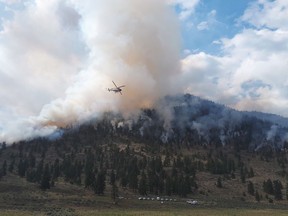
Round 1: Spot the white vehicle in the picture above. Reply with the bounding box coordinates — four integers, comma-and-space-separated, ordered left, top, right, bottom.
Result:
186, 200, 198, 205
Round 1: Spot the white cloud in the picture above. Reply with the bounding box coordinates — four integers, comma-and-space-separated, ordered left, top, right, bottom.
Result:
181, 0, 288, 117
208, 9, 216, 17
0, 0, 21, 4
197, 21, 208, 31
241, 0, 288, 30
168, 0, 200, 20
196, 9, 218, 31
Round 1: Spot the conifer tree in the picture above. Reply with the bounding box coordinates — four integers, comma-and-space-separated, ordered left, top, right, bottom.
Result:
110, 170, 116, 185
165, 176, 172, 196
248, 167, 254, 178
240, 167, 246, 183
40, 164, 51, 190
84, 153, 95, 188
111, 184, 118, 204
120, 175, 128, 188
247, 181, 255, 195
8, 159, 15, 173
110, 170, 118, 204
2, 160, 7, 176
129, 172, 138, 191
216, 177, 222, 188
36, 159, 44, 183
255, 190, 260, 202
18, 159, 27, 177
273, 180, 282, 200
286, 183, 288, 200
263, 179, 274, 195
138, 172, 147, 196
52, 159, 60, 180
94, 170, 105, 195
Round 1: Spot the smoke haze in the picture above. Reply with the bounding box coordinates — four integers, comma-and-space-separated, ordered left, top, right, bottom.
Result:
2, 0, 288, 144
0, 0, 181, 143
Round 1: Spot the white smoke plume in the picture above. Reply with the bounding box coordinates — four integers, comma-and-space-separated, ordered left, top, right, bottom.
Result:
266, 125, 278, 141
0, 0, 181, 143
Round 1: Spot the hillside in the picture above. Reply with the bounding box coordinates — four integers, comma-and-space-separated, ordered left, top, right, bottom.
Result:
0, 94, 288, 214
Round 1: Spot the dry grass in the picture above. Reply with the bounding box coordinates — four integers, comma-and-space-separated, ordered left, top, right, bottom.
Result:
75, 208, 288, 216
1, 148, 288, 216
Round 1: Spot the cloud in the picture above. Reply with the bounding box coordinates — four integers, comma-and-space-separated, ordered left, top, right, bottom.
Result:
196, 9, 219, 31
197, 21, 208, 31
181, 0, 288, 117
0, 0, 181, 143
168, 0, 200, 20
0, 0, 21, 4
240, 0, 288, 30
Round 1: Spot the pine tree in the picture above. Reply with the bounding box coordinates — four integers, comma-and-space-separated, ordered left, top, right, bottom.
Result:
120, 175, 128, 188
36, 159, 44, 183
263, 179, 274, 195
247, 181, 255, 195
73, 160, 82, 185
111, 184, 118, 204
52, 159, 60, 180
286, 183, 288, 200
110, 170, 116, 185
248, 167, 254, 178
94, 170, 105, 195
129, 172, 138, 191
255, 190, 260, 202
178, 173, 188, 197
110, 170, 118, 204
0, 169, 3, 180
163, 154, 171, 167
148, 170, 155, 193
240, 167, 246, 183
8, 159, 15, 173
165, 176, 172, 196
40, 164, 51, 190
18, 159, 27, 177
28, 153, 36, 168
154, 156, 163, 173
2, 160, 7, 176
84, 153, 95, 188
138, 172, 147, 196
216, 177, 222, 188
26, 168, 37, 183
159, 176, 164, 194
273, 180, 282, 200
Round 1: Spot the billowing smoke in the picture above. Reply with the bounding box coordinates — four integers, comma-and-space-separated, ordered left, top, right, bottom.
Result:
0, 0, 181, 143
114, 94, 288, 150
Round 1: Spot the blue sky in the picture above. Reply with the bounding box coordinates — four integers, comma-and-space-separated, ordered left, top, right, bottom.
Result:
173, 0, 288, 117
0, 0, 288, 142
179, 0, 253, 54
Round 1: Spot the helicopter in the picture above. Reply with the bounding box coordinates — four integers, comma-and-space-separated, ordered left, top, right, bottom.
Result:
108, 81, 125, 95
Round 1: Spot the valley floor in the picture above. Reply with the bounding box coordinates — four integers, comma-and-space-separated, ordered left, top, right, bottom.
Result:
1, 174, 288, 216
2, 206, 288, 216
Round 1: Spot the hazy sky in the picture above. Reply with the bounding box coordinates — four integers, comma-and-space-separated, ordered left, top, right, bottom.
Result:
0, 0, 288, 142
